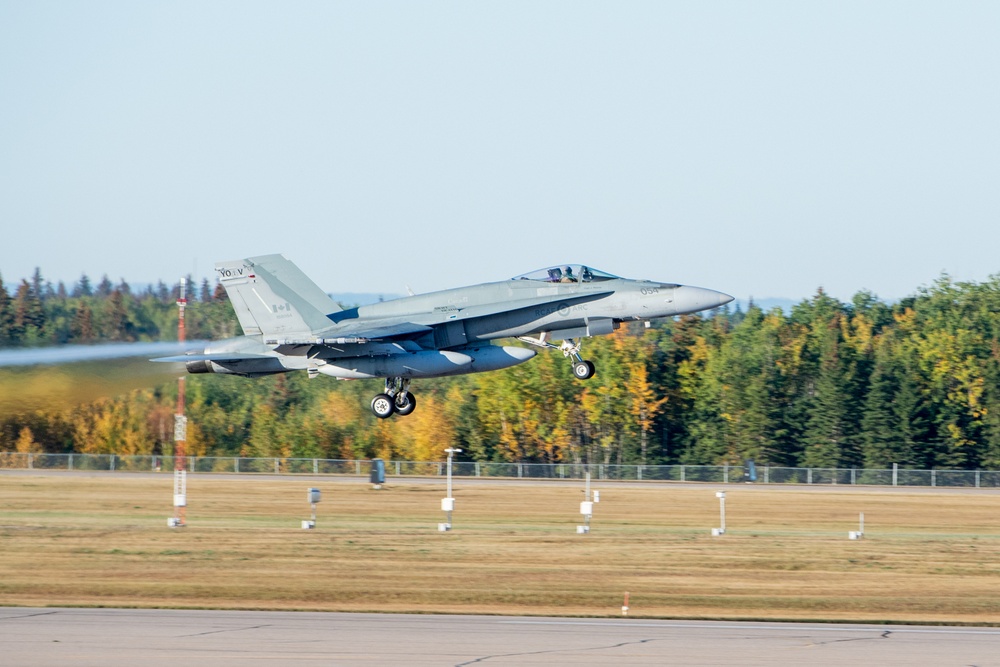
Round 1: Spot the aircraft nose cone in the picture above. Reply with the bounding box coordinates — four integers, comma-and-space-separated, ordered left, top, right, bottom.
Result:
672, 286, 735, 315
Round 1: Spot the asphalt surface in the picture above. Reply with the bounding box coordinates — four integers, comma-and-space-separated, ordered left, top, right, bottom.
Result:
2, 608, 999, 666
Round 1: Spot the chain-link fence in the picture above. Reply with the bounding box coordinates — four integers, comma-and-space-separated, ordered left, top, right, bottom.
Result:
3, 452, 1000, 488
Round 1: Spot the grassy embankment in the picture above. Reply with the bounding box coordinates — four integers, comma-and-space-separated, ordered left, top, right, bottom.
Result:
1, 474, 999, 623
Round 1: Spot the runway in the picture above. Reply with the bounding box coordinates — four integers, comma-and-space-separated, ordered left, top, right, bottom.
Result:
3, 608, 999, 666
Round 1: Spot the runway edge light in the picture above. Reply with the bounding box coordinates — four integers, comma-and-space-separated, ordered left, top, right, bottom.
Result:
303, 487, 321, 529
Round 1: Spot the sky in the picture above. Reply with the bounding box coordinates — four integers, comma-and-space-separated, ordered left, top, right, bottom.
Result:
2, 2, 999, 303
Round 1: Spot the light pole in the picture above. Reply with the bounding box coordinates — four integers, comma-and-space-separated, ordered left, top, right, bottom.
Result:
441, 447, 462, 531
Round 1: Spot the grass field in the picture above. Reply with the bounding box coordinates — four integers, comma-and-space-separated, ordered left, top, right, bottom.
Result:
2, 473, 1000, 624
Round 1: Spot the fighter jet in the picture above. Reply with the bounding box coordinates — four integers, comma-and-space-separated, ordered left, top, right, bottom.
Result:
153, 255, 733, 418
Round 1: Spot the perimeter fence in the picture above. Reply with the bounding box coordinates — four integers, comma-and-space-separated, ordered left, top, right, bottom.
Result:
2, 452, 1000, 489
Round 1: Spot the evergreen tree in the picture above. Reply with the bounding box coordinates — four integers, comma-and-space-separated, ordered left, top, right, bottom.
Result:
800, 316, 855, 467
103, 289, 133, 341
30, 268, 45, 301
861, 341, 904, 467
12, 279, 45, 342
96, 275, 113, 297
73, 274, 93, 297
893, 357, 932, 467
71, 301, 95, 342
0, 273, 13, 344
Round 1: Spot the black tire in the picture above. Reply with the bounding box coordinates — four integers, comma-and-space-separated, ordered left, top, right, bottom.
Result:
395, 392, 417, 416
573, 360, 596, 380
371, 393, 395, 419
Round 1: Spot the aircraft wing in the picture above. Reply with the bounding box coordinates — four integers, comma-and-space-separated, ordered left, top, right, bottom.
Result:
433, 291, 614, 321
320, 291, 615, 342
321, 321, 434, 341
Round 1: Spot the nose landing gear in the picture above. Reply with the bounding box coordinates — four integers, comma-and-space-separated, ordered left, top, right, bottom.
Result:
518, 335, 596, 380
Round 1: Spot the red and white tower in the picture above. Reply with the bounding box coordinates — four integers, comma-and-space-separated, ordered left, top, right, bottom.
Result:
169, 277, 188, 528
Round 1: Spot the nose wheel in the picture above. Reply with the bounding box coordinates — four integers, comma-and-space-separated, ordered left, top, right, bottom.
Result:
371, 378, 417, 419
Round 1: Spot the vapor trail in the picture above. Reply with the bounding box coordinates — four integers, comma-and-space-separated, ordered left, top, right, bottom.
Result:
0, 341, 207, 368
0, 341, 208, 418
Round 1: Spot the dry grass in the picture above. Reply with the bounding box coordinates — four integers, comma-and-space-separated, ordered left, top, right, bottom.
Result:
2, 474, 1000, 623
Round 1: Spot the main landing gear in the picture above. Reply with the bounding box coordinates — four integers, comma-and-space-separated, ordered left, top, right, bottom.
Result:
518, 335, 596, 380
371, 377, 417, 419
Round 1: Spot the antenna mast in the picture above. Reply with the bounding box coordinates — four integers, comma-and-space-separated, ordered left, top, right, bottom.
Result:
170, 277, 188, 528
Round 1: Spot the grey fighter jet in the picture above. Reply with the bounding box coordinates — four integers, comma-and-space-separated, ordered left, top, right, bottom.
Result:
153, 255, 733, 418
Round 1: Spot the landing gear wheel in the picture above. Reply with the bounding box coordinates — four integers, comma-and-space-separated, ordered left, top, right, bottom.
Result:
371, 393, 395, 419
394, 391, 417, 416
573, 360, 596, 380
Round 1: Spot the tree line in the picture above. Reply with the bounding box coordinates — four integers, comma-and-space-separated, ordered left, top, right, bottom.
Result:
2, 268, 1000, 469
0, 269, 237, 346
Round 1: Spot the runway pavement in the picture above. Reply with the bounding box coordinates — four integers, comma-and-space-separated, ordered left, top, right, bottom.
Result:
2, 607, 999, 666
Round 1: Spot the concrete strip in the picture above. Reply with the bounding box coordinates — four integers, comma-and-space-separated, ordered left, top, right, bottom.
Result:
2, 608, 1000, 666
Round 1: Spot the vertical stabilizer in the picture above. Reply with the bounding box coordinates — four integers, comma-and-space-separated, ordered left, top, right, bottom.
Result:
215, 254, 340, 337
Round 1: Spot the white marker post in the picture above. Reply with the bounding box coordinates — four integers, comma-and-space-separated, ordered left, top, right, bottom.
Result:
712, 491, 726, 536
578, 500, 593, 534
578, 471, 593, 534
849, 512, 865, 540
440, 448, 461, 531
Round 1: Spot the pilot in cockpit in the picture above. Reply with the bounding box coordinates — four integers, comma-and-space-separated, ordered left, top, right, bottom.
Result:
560, 266, 576, 283
547, 268, 563, 282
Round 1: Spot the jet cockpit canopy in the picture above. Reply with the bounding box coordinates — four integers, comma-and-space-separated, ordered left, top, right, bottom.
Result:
512, 265, 620, 284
